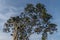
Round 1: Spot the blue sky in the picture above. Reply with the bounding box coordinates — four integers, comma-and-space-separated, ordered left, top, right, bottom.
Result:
0, 0, 60, 40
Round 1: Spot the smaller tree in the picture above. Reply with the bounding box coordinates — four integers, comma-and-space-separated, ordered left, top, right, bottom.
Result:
3, 3, 57, 40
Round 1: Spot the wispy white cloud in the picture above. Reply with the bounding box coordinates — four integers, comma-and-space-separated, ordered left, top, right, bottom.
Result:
0, 31, 12, 40
0, 0, 24, 40
29, 33, 42, 40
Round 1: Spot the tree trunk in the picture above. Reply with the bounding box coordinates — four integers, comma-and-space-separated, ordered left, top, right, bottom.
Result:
13, 27, 18, 40
13, 23, 18, 40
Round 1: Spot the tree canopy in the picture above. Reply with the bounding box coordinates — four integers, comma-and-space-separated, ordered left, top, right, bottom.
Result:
3, 3, 57, 40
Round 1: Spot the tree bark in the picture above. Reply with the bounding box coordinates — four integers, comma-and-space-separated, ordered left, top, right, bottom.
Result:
13, 27, 18, 40
13, 22, 18, 40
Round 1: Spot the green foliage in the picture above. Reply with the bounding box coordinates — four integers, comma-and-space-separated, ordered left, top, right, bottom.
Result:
3, 3, 57, 40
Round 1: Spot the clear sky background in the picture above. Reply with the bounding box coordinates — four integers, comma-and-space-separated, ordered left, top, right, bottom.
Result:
0, 0, 60, 40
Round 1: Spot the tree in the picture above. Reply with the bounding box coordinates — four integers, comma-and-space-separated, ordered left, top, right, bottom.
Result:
3, 3, 57, 40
